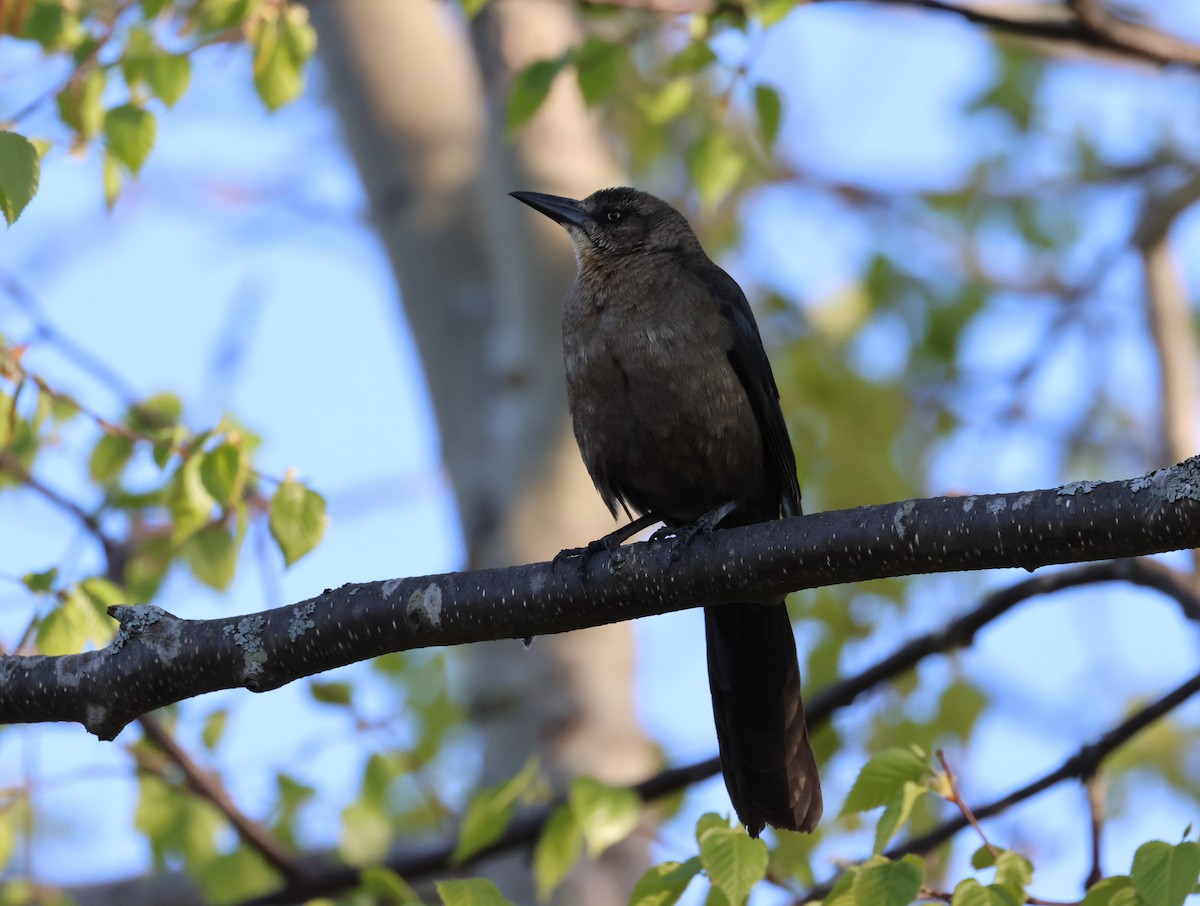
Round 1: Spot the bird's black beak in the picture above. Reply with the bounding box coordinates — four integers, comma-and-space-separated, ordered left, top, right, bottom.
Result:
509, 191, 589, 229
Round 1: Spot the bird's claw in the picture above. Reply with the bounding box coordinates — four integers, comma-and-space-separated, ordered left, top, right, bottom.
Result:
552, 535, 624, 585
654, 502, 737, 564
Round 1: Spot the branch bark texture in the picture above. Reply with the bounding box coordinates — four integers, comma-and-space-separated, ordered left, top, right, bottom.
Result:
2, 457, 1198, 739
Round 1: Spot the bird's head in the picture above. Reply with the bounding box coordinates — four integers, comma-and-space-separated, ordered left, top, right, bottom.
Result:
510, 187, 700, 265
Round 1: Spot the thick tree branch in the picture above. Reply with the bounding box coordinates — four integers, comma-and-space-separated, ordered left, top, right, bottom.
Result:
2, 458, 1199, 740
1066, 0, 1200, 67
583, 0, 1200, 69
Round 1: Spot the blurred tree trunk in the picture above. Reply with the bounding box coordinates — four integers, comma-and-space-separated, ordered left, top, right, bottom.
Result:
308, 0, 655, 901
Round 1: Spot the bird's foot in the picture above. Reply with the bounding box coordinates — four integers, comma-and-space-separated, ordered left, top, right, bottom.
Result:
655, 501, 737, 564
552, 513, 661, 584
552, 536, 623, 585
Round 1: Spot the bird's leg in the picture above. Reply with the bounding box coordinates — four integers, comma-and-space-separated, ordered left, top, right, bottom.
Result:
553, 512, 662, 582
652, 501, 737, 563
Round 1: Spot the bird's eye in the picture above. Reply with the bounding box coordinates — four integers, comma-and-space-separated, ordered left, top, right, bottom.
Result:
606, 210, 622, 223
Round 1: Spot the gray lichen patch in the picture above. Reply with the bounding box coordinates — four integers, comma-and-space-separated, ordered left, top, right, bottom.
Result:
1013, 494, 1034, 510
1058, 480, 1102, 497
1165, 460, 1200, 502
986, 498, 1007, 515
107, 604, 169, 653
893, 500, 916, 540
288, 601, 317, 641
407, 583, 443, 630
224, 615, 267, 678
382, 578, 403, 598
1129, 458, 1200, 503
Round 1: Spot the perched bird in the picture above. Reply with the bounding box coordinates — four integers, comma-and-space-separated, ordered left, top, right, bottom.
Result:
511, 186, 822, 836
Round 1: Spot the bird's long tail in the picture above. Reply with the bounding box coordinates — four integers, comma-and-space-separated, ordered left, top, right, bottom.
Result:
704, 602, 822, 836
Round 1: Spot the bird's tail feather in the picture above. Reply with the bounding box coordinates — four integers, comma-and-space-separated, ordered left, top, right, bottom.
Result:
704, 602, 822, 836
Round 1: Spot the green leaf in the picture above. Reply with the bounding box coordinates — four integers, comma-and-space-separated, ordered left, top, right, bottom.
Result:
142, 0, 171, 17
22, 566, 57, 593
184, 525, 238, 590
57, 67, 106, 139
843, 746, 932, 813
268, 479, 328, 566
666, 39, 717, 75
102, 434, 139, 483
1131, 841, 1200, 906
436, 879, 518, 906
120, 26, 156, 87
575, 38, 621, 107
507, 57, 567, 130
36, 589, 114, 655
36, 604, 83, 655
21, 1, 82, 50
200, 442, 246, 505
79, 577, 123, 610
169, 454, 216, 543
104, 104, 157, 175
124, 535, 172, 602
994, 850, 1033, 895
251, 7, 316, 111
695, 812, 730, 841
201, 709, 228, 751
758, 0, 792, 26
103, 150, 123, 209
194, 0, 257, 31
640, 79, 692, 124
698, 825, 768, 906
152, 425, 188, 467
460, 0, 490, 17
149, 53, 192, 107
753, 84, 782, 148
937, 680, 988, 741
309, 680, 353, 706
629, 857, 703, 906
340, 798, 393, 864
454, 759, 540, 863
361, 866, 423, 904
0, 132, 40, 226
199, 847, 276, 902
853, 855, 924, 906
971, 846, 997, 869
952, 878, 1021, 906
568, 776, 640, 858
1082, 876, 1140, 906
533, 806, 582, 902
689, 131, 744, 210
128, 392, 182, 432
0, 799, 18, 871
873, 780, 929, 853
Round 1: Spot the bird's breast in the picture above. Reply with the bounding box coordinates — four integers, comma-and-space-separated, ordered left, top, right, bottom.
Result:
562, 274, 765, 521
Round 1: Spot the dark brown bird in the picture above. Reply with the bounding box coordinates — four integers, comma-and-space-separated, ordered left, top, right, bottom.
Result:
511, 186, 822, 836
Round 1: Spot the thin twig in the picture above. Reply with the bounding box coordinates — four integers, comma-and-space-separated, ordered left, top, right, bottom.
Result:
802, 667, 1200, 901
0, 452, 106, 543
936, 750, 999, 859
136, 715, 309, 886
1084, 772, 1105, 889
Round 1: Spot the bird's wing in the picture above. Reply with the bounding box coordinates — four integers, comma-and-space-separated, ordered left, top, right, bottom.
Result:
691, 260, 802, 517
